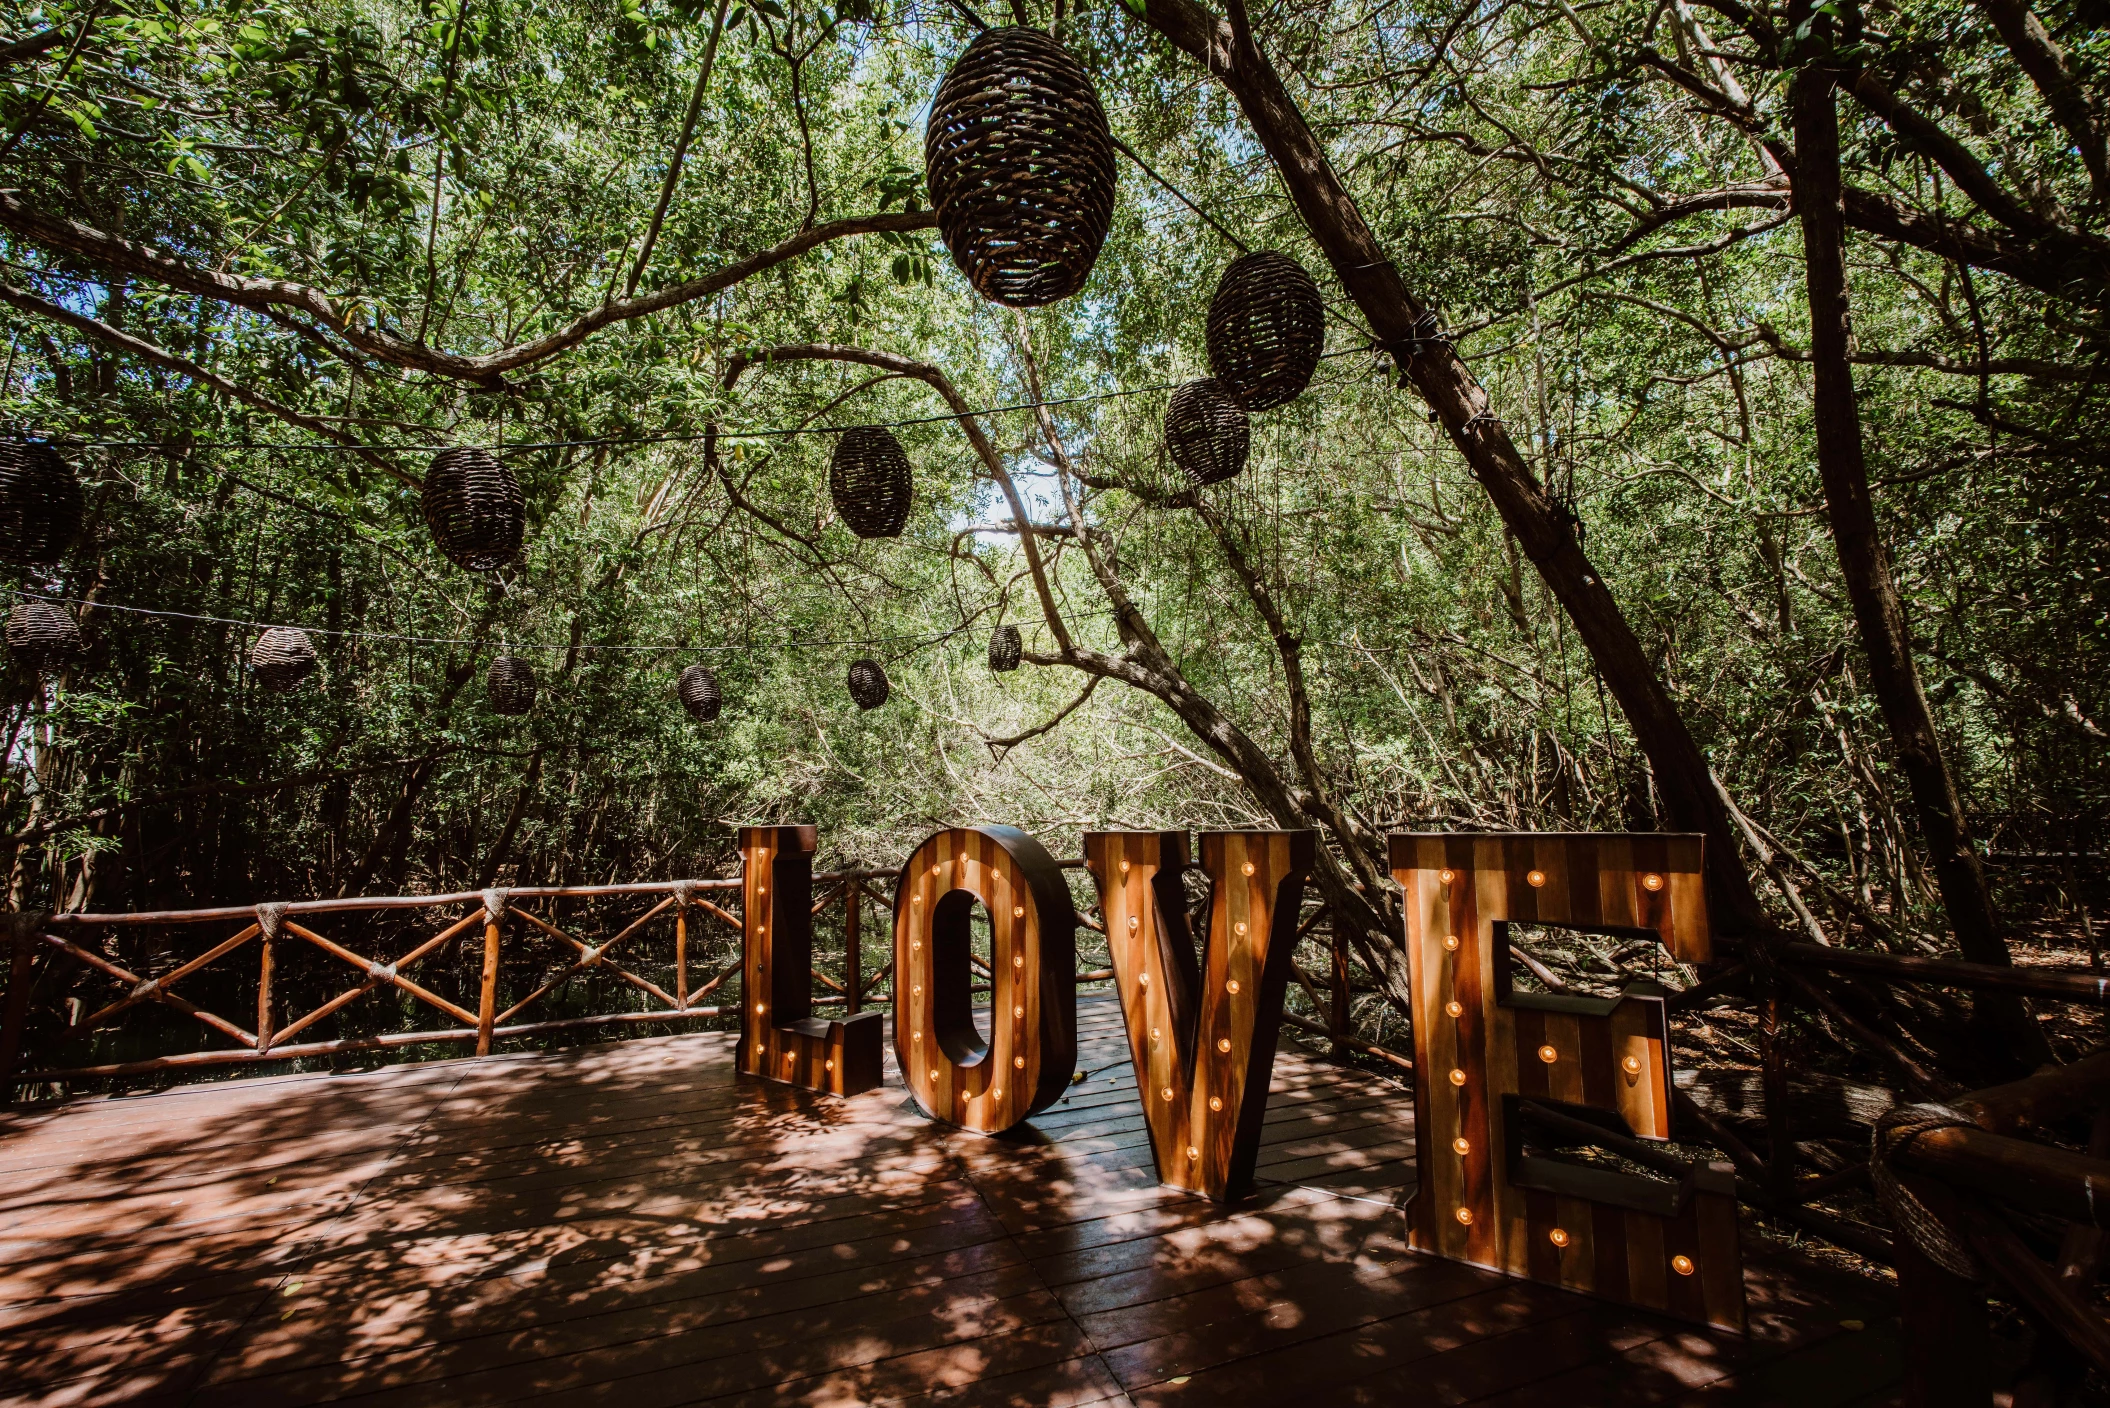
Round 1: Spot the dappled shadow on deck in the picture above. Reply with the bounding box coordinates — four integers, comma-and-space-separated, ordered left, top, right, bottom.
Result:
0, 999, 1902, 1407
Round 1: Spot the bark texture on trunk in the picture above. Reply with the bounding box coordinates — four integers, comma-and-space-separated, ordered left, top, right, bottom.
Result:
1136, 0, 1766, 930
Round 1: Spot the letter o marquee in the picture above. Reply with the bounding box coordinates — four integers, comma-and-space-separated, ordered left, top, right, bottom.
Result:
894, 826, 1077, 1133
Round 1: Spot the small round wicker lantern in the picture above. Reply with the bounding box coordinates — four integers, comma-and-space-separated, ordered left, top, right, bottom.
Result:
829, 427, 914, 539
424, 447, 526, 572
1164, 379, 1251, 487
847, 658, 890, 710
1206, 252, 1325, 410
250, 627, 318, 692
678, 664, 723, 722
5, 599, 80, 671
988, 623, 1022, 673
0, 441, 84, 567
486, 654, 538, 715
925, 27, 1118, 308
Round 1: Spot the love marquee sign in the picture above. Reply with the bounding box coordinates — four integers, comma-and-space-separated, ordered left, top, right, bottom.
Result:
734, 823, 1744, 1330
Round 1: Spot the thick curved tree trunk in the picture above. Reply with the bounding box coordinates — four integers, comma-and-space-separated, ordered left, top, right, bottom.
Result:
1790, 66, 2047, 1064
1134, 0, 1767, 931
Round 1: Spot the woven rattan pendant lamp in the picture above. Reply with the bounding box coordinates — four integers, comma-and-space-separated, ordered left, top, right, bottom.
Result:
487, 654, 538, 715
0, 442, 83, 567
1164, 379, 1251, 487
1206, 252, 1324, 410
925, 27, 1117, 307
678, 664, 722, 722
988, 623, 1021, 673
847, 658, 890, 710
424, 447, 525, 572
829, 427, 914, 538
250, 627, 318, 692
5, 599, 79, 671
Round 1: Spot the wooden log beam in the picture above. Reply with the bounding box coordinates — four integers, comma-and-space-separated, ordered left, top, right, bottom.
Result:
1893, 1124, 2110, 1228
1780, 940, 2110, 1006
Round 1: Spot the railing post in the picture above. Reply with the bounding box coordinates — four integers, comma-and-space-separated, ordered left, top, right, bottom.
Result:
255, 904, 285, 1052
1893, 1173, 1994, 1408
478, 889, 506, 1056
844, 879, 862, 1017
674, 883, 692, 1008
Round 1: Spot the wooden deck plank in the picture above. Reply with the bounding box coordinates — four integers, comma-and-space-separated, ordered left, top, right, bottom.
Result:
0, 996, 1900, 1407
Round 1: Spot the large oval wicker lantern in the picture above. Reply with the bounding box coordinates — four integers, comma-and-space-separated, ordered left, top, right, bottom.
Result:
988, 623, 1021, 673
0, 442, 84, 567
1207, 252, 1324, 410
678, 664, 722, 722
5, 599, 79, 671
925, 27, 1118, 308
1164, 379, 1251, 487
486, 654, 537, 715
424, 447, 525, 572
250, 627, 318, 692
847, 658, 890, 710
829, 427, 913, 539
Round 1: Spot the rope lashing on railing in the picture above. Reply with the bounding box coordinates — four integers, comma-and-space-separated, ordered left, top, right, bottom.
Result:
673, 881, 697, 911
367, 961, 397, 983
7, 910, 48, 951
1872, 1102, 1985, 1279
128, 975, 160, 1001
254, 902, 287, 943
482, 888, 508, 926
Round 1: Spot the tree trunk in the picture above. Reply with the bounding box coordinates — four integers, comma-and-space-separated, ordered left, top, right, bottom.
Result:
1790, 65, 2044, 1063
477, 747, 546, 889
1135, 0, 1766, 931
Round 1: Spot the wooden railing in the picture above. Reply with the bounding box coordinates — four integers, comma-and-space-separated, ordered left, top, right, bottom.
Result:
0, 871, 893, 1086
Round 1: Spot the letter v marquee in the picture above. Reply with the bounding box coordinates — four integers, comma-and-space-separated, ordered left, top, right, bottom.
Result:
1084, 830, 1314, 1201
1391, 832, 1744, 1331
735, 825, 885, 1096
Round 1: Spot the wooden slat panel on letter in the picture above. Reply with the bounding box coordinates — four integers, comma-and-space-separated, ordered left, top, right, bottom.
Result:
1083, 829, 1314, 1201
1389, 831, 1744, 1332
735, 825, 884, 1097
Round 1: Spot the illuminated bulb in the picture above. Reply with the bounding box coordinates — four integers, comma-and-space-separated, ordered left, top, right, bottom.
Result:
1139, 972, 1152, 986
1622, 1055, 1642, 1076
755, 1003, 766, 1014
1241, 861, 1255, 876
913, 985, 922, 995
825, 1059, 835, 1071
912, 1030, 922, 1042
1217, 1038, 1232, 1053
912, 939, 921, 950
1642, 873, 1664, 892
912, 896, 922, 907
1014, 1055, 1025, 1068
1226, 979, 1240, 994
1013, 905, 1025, 918
1452, 1137, 1470, 1155
1538, 1045, 1559, 1064
1527, 869, 1546, 888
991, 1088, 1001, 1100
1442, 934, 1460, 952
1209, 1096, 1223, 1111
1448, 1068, 1467, 1086
1439, 868, 1456, 884
784, 1052, 794, 1065
1671, 1255, 1695, 1276
1445, 1000, 1463, 1018
1455, 1207, 1474, 1226
1234, 922, 1247, 935
1187, 1146, 1199, 1161
1128, 916, 1140, 930
928, 865, 938, 878
1162, 1086, 1175, 1100
1013, 955, 1024, 968
1119, 859, 1131, 873
1014, 1005, 1025, 1018
1150, 1026, 1161, 1040
1549, 1228, 1570, 1248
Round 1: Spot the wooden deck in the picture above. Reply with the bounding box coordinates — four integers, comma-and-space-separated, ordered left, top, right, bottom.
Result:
1, 997, 1906, 1406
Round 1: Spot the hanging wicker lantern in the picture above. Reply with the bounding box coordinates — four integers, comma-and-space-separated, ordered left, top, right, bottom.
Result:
5, 599, 79, 671
486, 654, 537, 715
1164, 379, 1251, 487
1206, 252, 1325, 410
250, 627, 317, 692
424, 447, 525, 572
0, 441, 84, 567
678, 664, 722, 722
829, 427, 914, 539
988, 623, 1021, 673
847, 658, 890, 710
925, 26, 1118, 308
